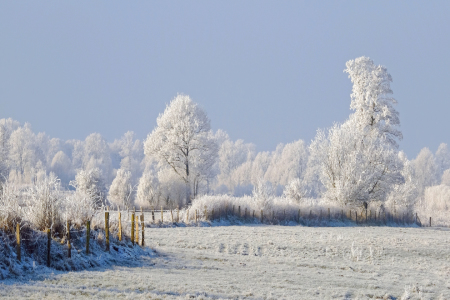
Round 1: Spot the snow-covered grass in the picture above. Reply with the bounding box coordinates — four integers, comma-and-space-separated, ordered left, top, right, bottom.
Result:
0, 226, 449, 299
0, 210, 155, 280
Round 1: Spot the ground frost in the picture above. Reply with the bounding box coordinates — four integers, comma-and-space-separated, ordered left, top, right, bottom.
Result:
0, 226, 449, 299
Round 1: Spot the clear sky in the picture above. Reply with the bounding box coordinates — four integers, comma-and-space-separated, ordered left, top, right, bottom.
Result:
0, 1, 449, 159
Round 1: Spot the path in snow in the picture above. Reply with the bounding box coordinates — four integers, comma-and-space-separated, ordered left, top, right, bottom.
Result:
0, 226, 449, 299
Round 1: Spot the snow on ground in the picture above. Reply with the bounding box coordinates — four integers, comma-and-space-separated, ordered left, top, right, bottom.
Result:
0, 225, 449, 299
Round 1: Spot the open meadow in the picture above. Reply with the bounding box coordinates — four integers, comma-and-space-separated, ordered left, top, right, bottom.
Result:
1, 225, 449, 300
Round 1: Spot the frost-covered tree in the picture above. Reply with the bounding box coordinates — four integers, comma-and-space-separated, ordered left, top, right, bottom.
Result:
157, 167, 188, 208
214, 132, 255, 195
265, 140, 308, 187
83, 133, 113, 184
110, 131, 144, 183
435, 143, 450, 178
8, 123, 39, 183
144, 95, 218, 204
344, 56, 402, 148
136, 171, 160, 208
313, 57, 404, 207
251, 152, 271, 185
0, 118, 20, 180
441, 169, 450, 186
50, 151, 73, 186
386, 152, 419, 213
411, 148, 439, 195
108, 169, 133, 208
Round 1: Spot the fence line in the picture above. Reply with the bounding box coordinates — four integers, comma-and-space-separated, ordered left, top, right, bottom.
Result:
3, 206, 434, 268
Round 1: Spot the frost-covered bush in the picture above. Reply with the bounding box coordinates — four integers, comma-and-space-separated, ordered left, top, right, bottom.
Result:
63, 191, 98, 226
190, 193, 342, 223
23, 173, 63, 231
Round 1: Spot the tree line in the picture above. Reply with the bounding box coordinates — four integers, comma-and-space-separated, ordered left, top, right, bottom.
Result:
0, 56, 449, 221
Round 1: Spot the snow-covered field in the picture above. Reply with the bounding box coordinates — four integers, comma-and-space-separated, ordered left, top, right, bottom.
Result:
1, 225, 449, 299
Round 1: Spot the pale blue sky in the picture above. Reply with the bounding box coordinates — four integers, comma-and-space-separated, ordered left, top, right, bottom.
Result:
0, 1, 449, 158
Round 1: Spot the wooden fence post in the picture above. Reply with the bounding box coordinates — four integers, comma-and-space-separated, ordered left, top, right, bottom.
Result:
67, 220, 71, 258
284, 209, 286, 221
161, 206, 163, 223
415, 212, 418, 224
186, 209, 189, 223
86, 221, 90, 254
245, 207, 247, 219
152, 208, 155, 223
355, 213, 358, 224
16, 223, 20, 262
195, 209, 198, 223
141, 214, 145, 246
131, 212, 135, 245
135, 215, 139, 245
429, 217, 432, 227
328, 208, 330, 220
171, 209, 174, 223
253, 210, 255, 218
105, 211, 110, 252
47, 228, 51, 266
177, 206, 179, 222
260, 210, 264, 223
298, 209, 301, 223
118, 212, 122, 241
212, 209, 215, 221
238, 206, 241, 217
204, 206, 208, 221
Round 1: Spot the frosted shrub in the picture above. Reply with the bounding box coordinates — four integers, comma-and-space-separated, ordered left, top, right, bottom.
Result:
0, 180, 22, 230
23, 174, 63, 231
63, 191, 97, 226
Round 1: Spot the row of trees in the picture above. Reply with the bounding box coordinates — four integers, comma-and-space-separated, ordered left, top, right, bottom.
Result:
1, 56, 449, 215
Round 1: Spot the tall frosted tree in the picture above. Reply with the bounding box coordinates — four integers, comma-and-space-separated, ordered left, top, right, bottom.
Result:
313, 57, 404, 207
345, 56, 402, 148
144, 95, 218, 204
